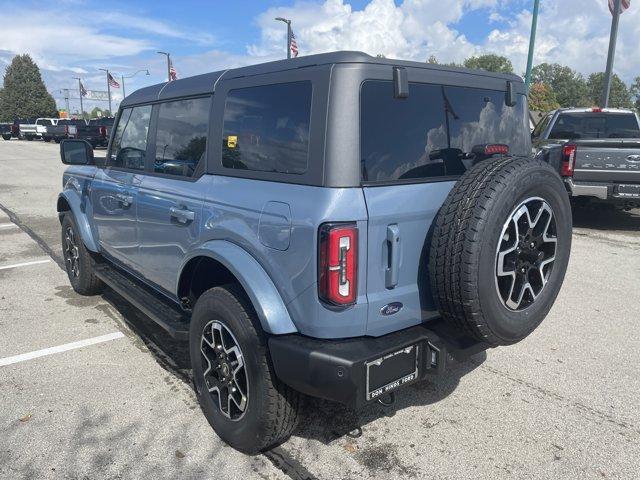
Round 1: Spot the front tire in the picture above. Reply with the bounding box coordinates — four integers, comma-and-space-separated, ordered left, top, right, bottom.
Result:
61, 213, 104, 295
189, 285, 300, 453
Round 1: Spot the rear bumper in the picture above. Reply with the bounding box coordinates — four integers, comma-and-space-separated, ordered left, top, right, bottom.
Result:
268, 319, 489, 409
565, 178, 640, 203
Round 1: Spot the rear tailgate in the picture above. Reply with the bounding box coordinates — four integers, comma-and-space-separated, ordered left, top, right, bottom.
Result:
573, 139, 640, 184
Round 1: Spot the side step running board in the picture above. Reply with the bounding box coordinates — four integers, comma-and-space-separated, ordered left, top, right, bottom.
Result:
94, 264, 190, 340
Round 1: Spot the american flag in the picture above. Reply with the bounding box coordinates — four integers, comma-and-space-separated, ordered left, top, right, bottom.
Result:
290, 31, 299, 58
609, 0, 631, 14
79, 81, 87, 97
107, 72, 120, 88
169, 59, 178, 81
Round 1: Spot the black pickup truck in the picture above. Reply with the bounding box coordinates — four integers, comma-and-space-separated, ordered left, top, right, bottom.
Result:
533, 108, 640, 209
76, 117, 114, 148
1, 123, 17, 140
43, 119, 87, 143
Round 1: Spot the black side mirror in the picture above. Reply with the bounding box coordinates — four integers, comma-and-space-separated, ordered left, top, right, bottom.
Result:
60, 139, 94, 165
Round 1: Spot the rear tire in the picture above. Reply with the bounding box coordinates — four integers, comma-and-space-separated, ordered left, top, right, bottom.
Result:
1, 134, 10, 141
189, 285, 300, 453
61, 213, 104, 296
429, 157, 572, 346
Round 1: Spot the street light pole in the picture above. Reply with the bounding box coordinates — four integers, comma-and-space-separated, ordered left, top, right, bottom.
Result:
524, 0, 540, 93
275, 17, 292, 59
157, 52, 171, 82
602, 0, 622, 107
98, 68, 112, 114
121, 69, 150, 98
72, 77, 84, 117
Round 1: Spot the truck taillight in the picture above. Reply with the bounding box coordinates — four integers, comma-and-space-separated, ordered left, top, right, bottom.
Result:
64, 125, 69, 135
99, 126, 107, 137
318, 223, 358, 306
561, 144, 577, 177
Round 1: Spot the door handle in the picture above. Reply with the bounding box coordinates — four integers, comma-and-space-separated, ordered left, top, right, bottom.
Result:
170, 206, 196, 224
115, 193, 134, 207
385, 224, 400, 289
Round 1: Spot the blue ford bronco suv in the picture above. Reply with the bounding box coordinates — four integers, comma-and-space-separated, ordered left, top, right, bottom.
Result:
58, 52, 571, 453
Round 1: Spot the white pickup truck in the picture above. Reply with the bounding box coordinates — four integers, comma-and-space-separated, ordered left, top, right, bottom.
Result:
19, 118, 58, 140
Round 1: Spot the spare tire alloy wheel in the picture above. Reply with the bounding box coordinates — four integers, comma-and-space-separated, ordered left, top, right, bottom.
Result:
200, 320, 248, 421
495, 197, 557, 311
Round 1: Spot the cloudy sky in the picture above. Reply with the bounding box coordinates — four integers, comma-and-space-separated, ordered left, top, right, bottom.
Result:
0, 0, 638, 113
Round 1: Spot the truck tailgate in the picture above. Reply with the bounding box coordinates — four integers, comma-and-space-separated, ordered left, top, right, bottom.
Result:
573, 140, 640, 184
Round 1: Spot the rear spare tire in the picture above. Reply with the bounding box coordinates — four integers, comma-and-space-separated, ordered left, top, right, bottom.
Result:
429, 157, 571, 346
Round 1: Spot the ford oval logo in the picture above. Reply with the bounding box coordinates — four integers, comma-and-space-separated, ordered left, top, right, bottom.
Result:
380, 302, 403, 316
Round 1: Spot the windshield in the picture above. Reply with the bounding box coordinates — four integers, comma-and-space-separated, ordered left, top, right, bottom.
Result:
360, 81, 530, 183
548, 113, 640, 139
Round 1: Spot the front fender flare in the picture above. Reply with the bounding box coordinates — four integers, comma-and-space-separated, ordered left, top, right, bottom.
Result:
58, 191, 99, 252
181, 241, 298, 335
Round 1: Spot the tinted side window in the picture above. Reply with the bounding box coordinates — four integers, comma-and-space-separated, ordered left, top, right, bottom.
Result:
153, 97, 210, 178
222, 81, 312, 175
361, 81, 529, 182
109, 105, 152, 170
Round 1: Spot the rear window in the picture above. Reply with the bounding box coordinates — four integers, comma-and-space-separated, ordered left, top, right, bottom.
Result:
59, 119, 86, 125
548, 113, 640, 139
89, 118, 114, 126
222, 81, 312, 175
360, 81, 529, 183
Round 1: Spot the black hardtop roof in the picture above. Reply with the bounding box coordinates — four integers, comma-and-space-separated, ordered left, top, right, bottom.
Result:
121, 50, 522, 107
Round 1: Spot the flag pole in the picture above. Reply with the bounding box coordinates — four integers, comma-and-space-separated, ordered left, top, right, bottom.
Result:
73, 77, 84, 117
524, 0, 540, 93
275, 17, 292, 59
99, 68, 112, 114
602, 0, 622, 107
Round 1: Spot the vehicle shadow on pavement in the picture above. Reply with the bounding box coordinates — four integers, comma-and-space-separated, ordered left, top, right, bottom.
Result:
293, 352, 486, 445
572, 204, 640, 233
98, 288, 486, 448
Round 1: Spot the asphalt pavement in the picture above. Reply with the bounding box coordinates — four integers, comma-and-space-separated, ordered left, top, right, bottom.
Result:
0, 139, 639, 480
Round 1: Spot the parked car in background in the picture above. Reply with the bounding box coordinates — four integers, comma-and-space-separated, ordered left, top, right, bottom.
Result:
43, 119, 87, 143
18, 118, 58, 140
533, 108, 640, 209
75, 117, 114, 147
0, 123, 18, 140
57, 52, 572, 453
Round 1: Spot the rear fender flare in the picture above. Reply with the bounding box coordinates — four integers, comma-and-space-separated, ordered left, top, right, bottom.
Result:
57, 191, 99, 252
180, 241, 298, 335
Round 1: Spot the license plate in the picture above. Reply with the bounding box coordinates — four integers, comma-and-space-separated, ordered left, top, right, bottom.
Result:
366, 345, 418, 401
617, 184, 640, 197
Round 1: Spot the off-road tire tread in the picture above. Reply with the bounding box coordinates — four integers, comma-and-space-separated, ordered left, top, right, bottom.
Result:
201, 285, 300, 452
429, 157, 556, 345
61, 213, 104, 295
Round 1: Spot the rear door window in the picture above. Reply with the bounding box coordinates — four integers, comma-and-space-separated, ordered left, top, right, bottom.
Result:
549, 112, 640, 139
360, 81, 529, 183
109, 105, 152, 171
153, 97, 211, 178
221, 81, 312, 175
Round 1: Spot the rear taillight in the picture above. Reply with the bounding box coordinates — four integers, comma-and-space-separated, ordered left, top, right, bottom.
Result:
318, 223, 358, 306
561, 144, 577, 177
64, 125, 69, 135
592, 108, 603, 113
99, 126, 107, 137
483, 144, 509, 155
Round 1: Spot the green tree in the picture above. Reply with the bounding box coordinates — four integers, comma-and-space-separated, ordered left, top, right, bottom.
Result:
0, 54, 57, 121
427, 55, 438, 64
629, 76, 640, 111
528, 83, 560, 113
531, 63, 588, 108
586, 72, 633, 108
463, 54, 513, 74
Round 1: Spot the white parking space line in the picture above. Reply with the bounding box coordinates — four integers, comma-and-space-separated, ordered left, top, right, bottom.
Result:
0, 223, 18, 229
0, 259, 52, 270
0, 332, 125, 367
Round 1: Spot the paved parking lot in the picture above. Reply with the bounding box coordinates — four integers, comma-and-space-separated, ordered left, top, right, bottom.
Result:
1, 140, 639, 480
